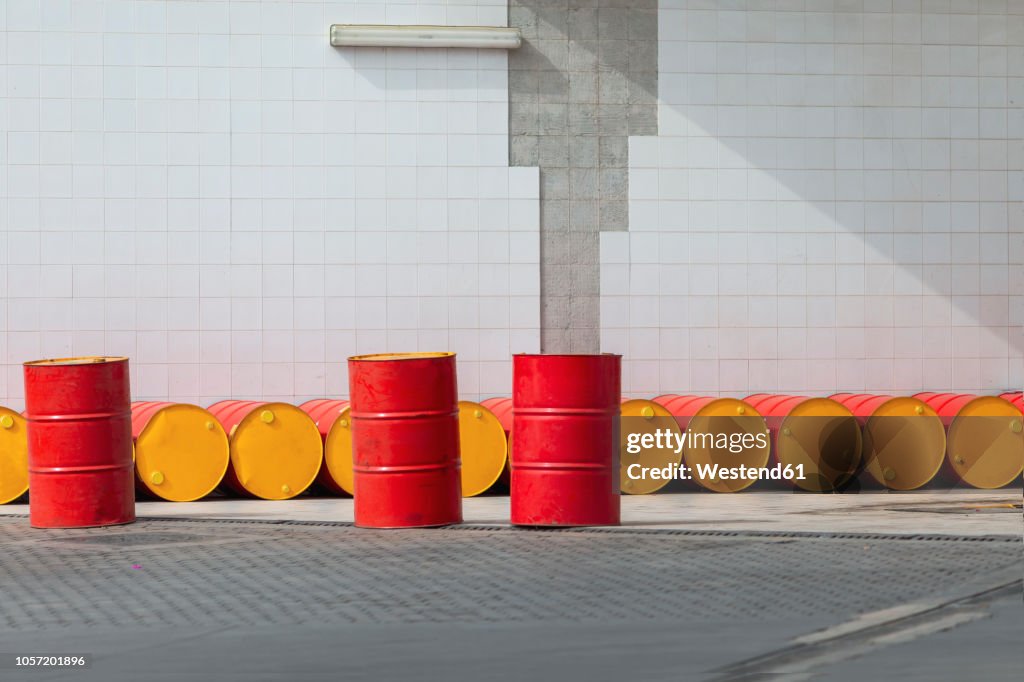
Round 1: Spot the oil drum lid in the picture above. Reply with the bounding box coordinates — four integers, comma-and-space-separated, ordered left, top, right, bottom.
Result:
135, 404, 230, 502
685, 398, 770, 493
323, 404, 355, 496
946, 396, 1023, 489
0, 407, 29, 504
230, 403, 322, 500
862, 397, 945, 491
776, 398, 862, 493
619, 399, 682, 495
458, 401, 507, 497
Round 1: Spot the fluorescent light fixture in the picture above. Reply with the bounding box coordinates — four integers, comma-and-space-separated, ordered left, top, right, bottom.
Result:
330, 24, 522, 50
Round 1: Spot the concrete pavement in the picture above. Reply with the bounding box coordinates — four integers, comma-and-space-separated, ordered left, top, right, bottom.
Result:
0, 490, 1019, 681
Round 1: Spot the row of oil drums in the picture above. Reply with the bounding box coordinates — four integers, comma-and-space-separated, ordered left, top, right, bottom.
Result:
0, 397, 513, 505
622, 391, 1024, 493
2, 389, 1020, 507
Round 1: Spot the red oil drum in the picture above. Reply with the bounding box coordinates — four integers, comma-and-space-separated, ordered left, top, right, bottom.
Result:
915, 393, 1023, 489
481, 397, 513, 486
511, 354, 620, 527
830, 393, 945, 490
481, 397, 513, 434
207, 400, 322, 500
745, 394, 861, 493
131, 401, 230, 502
302, 397, 502, 499
1000, 391, 1023, 411
23, 357, 135, 528
652, 395, 769, 493
348, 353, 462, 528
299, 399, 353, 495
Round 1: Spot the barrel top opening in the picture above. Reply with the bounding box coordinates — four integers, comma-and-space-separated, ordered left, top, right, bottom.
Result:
348, 352, 455, 362
24, 356, 128, 367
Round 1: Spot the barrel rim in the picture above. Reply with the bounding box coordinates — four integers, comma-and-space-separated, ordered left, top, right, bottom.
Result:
348, 352, 454, 362
513, 352, 622, 358
24, 356, 128, 367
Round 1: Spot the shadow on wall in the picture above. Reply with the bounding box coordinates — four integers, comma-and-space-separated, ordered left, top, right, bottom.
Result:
606, 1, 1023, 394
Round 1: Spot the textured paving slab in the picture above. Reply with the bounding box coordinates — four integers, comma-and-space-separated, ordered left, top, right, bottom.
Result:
0, 517, 1018, 632
0, 515, 1020, 681
1, 492, 1020, 681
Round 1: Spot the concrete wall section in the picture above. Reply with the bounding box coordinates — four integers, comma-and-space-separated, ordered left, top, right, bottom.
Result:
509, 0, 657, 352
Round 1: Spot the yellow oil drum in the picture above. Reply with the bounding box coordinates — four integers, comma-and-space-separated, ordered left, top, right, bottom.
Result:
131, 402, 230, 502
0, 407, 29, 504
458, 401, 508, 497
653, 395, 770, 493
917, 393, 1023, 489
207, 400, 322, 500
619, 398, 683, 494
298, 399, 353, 495
831, 394, 945, 491
746, 395, 862, 493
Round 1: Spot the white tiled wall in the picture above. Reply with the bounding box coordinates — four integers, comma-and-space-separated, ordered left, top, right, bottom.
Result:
604, 0, 1023, 397
0, 0, 540, 408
